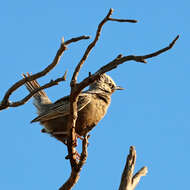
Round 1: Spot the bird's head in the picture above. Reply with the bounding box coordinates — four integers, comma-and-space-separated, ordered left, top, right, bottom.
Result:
89, 73, 124, 94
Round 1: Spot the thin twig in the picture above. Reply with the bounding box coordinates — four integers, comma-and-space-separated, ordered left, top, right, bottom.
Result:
97, 35, 179, 71
71, 8, 113, 83
64, 36, 90, 45
108, 18, 138, 23
142, 35, 179, 59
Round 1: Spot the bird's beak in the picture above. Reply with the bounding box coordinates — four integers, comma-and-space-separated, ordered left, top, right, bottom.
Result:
114, 86, 124, 90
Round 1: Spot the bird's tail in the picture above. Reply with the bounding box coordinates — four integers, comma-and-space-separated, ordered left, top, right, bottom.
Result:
22, 73, 52, 112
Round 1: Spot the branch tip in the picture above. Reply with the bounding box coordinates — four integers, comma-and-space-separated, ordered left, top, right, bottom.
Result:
133, 20, 138, 23
170, 35, 179, 47
130, 146, 135, 151
139, 166, 148, 176
110, 8, 114, 13
63, 70, 68, 80
84, 35, 91, 39
61, 37, 64, 44
117, 54, 123, 59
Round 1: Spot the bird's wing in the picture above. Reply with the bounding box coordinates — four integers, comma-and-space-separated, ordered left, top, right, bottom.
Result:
31, 93, 91, 123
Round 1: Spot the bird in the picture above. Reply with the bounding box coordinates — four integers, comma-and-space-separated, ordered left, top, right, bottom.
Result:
22, 73, 123, 144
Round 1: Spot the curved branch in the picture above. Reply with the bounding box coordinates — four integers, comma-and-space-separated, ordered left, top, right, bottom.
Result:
9, 71, 67, 107
59, 170, 80, 190
0, 35, 90, 111
71, 8, 137, 84
71, 8, 113, 84
73, 35, 179, 95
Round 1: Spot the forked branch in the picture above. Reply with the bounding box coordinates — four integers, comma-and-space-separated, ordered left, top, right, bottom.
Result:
63, 8, 139, 190
74, 34, 179, 95
71, 8, 137, 84
0, 36, 90, 111
119, 146, 148, 190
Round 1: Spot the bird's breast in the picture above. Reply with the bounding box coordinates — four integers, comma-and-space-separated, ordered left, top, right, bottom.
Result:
76, 95, 111, 136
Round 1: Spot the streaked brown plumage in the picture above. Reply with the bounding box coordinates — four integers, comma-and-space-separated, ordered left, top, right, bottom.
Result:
23, 73, 123, 143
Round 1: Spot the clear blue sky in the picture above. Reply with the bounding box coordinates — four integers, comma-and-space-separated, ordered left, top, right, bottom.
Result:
0, 1, 188, 189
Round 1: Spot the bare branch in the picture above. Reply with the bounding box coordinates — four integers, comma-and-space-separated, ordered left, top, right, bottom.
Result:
59, 136, 89, 190
63, 9, 138, 190
71, 8, 137, 84
142, 35, 179, 59
66, 139, 79, 170
71, 35, 179, 96
1, 41, 67, 107
78, 135, 89, 169
9, 71, 67, 107
71, 8, 113, 83
126, 146, 136, 184
59, 170, 80, 190
64, 35, 90, 45
119, 146, 136, 190
96, 35, 179, 72
132, 166, 148, 189
60, 12, 178, 190
108, 18, 138, 23
119, 146, 148, 190
0, 36, 90, 111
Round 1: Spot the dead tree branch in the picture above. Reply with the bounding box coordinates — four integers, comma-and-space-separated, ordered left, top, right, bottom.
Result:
71, 8, 137, 84
74, 34, 179, 95
12, 71, 67, 108
119, 146, 148, 190
62, 8, 139, 190
59, 8, 178, 190
0, 36, 90, 111
59, 135, 89, 190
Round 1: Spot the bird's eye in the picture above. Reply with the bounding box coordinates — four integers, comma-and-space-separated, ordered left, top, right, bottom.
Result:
109, 83, 114, 89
